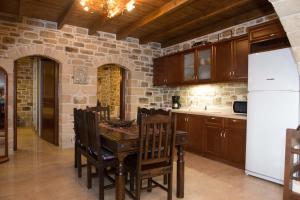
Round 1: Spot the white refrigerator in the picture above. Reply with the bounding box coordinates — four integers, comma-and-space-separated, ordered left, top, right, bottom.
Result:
246, 48, 300, 184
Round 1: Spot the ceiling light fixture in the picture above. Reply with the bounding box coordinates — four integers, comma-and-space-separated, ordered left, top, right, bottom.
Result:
80, 0, 136, 18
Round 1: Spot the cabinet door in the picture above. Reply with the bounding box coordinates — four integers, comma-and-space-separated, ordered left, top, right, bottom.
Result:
176, 113, 188, 132
224, 119, 246, 169
197, 47, 212, 81
214, 41, 233, 81
183, 51, 196, 82
249, 20, 285, 43
187, 115, 203, 154
153, 58, 166, 86
233, 36, 248, 81
203, 124, 223, 157
167, 54, 182, 85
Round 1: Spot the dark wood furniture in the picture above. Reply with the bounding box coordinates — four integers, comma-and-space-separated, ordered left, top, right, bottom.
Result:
99, 106, 111, 122
153, 35, 248, 87
0, 67, 8, 164
99, 123, 188, 200
248, 20, 290, 53
283, 126, 300, 200
174, 113, 246, 169
86, 110, 115, 200
126, 114, 176, 200
74, 108, 90, 178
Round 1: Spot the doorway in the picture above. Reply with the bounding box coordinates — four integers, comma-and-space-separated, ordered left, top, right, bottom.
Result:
97, 64, 125, 120
14, 56, 59, 150
0, 67, 8, 163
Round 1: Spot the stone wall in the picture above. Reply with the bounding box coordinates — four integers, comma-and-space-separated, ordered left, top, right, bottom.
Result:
97, 64, 122, 118
0, 17, 163, 150
15, 58, 33, 127
268, 0, 300, 73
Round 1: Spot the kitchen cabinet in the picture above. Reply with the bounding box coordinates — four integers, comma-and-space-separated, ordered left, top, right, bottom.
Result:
153, 53, 181, 86
175, 113, 203, 154
183, 50, 196, 82
214, 35, 248, 82
196, 47, 213, 82
175, 112, 246, 169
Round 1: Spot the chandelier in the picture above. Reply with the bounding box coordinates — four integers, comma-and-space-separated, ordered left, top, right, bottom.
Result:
80, 0, 136, 18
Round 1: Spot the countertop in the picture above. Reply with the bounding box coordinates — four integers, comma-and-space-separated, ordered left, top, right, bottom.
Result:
172, 108, 247, 120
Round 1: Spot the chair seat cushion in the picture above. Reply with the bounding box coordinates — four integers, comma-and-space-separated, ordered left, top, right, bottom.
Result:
88, 148, 115, 160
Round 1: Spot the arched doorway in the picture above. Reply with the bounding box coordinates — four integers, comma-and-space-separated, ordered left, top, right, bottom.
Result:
14, 56, 59, 149
0, 67, 8, 163
97, 64, 126, 120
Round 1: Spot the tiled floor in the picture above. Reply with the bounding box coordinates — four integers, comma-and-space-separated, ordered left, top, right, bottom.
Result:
0, 128, 282, 200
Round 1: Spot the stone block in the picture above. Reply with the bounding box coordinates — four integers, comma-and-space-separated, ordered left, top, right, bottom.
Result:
73, 96, 87, 104
40, 30, 56, 38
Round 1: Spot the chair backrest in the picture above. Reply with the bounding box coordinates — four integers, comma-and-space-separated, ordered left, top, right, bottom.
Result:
73, 108, 79, 141
138, 114, 176, 170
86, 106, 98, 112
75, 109, 88, 148
98, 106, 110, 122
86, 110, 102, 160
137, 107, 171, 126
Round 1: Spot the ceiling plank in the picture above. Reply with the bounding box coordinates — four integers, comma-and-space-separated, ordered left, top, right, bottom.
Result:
161, 8, 274, 47
140, 0, 252, 44
116, 0, 192, 40
18, 0, 25, 22
58, 0, 77, 29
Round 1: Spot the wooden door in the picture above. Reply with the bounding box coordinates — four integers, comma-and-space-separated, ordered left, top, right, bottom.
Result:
232, 36, 248, 81
196, 46, 213, 82
214, 40, 233, 81
203, 124, 223, 157
224, 118, 246, 169
187, 115, 203, 154
41, 58, 58, 145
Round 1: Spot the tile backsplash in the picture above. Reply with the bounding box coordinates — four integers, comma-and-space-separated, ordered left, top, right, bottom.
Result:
162, 83, 248, 109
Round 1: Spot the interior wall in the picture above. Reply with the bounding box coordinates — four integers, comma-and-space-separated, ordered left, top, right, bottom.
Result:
97, 64, 122, 118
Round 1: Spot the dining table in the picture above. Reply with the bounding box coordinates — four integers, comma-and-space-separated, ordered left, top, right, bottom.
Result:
99, 123, 188, 200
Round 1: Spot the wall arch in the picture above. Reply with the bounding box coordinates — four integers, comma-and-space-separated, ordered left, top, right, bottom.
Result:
3, 44, 71, 150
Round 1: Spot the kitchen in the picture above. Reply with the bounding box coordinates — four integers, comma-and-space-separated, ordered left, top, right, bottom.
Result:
0, 0, 299, 200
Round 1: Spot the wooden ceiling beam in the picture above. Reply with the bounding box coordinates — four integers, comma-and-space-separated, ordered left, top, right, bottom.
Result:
161, 8, 274, 47
18, 0, 25, 22
116, 0, 192, 40
0, 12, 19, 22
140, 0, 252, 44
58, 0, 77, 29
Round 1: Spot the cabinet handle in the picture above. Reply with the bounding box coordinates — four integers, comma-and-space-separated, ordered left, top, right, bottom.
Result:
269, 33, 276, 37
220, 131, 223, 137
186, 117, 189, 122
232, 119, 237, 123
232, 71, 235, 76
211, 117, 215, 120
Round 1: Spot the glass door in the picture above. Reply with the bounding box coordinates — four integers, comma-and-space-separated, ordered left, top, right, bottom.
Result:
183, 51, 195, 82
197, 47, 212, 81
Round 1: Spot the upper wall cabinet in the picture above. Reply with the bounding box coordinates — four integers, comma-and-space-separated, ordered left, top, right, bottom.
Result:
153, 53, 181, 86
153, 35, 248, 86
214, 35, 248, 82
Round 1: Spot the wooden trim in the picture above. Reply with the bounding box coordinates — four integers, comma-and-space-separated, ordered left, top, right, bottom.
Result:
120, 68, 126, 120
0, 67, 8, 162
54, 62, 59, 146
18, 0, 25, 22
13, 61, 17, 151
116, 0, 192, 40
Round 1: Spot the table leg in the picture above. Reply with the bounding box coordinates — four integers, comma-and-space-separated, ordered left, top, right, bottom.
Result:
116, 155, 126, 200
176, 145, 184, 198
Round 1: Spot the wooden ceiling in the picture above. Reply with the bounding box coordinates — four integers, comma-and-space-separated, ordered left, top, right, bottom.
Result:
0, 0, 275, 47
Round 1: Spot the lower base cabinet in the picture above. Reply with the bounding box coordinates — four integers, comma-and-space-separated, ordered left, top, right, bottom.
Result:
175, 113, 246, 169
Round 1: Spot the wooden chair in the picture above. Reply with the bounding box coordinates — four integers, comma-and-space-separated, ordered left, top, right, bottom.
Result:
98, 106, 111, 122
284, 125, 300, 200
74, 108, 79, 168
86, 110, 115, 200
126, 113, 176, 200
137, 107, 152, 126
74, 108, 89, 178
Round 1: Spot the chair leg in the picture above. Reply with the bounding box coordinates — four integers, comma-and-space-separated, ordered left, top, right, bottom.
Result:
135, 176, 141, 200
77, 151, 82, 178
163, 175, 168, 185
99, 167, 104, 200
87, 161, 92, 189
147, 178, 152, 192
167, 173, 173, 200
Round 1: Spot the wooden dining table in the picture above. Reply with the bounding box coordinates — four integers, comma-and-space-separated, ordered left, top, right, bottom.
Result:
99, 123, 188, 200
